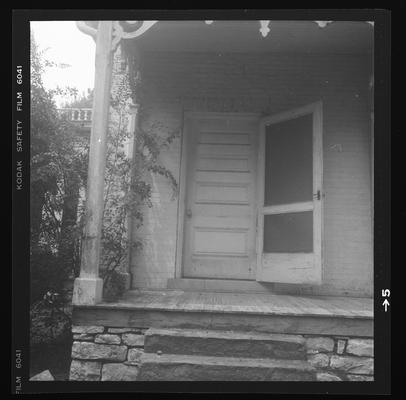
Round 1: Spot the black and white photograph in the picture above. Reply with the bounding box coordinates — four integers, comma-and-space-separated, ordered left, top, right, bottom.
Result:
12, 9, 391, 394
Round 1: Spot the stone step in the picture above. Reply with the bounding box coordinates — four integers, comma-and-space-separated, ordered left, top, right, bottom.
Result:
138, 353, 316, 381
144, 328, 306, 360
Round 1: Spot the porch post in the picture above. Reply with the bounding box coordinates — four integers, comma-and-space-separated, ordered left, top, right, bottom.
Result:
123, 102, 140, 290
72, 21, 115, 305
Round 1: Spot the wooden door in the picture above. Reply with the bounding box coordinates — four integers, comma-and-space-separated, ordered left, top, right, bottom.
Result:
182, 113, 258, 280
256, 102, 323, 284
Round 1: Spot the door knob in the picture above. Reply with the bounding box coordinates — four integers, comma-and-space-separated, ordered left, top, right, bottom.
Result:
186, 208, 192, 218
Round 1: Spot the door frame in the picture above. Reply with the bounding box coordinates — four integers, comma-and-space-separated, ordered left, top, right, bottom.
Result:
175, 111, 261, 279
255, 101, 324, 284
174, 106, 323, 283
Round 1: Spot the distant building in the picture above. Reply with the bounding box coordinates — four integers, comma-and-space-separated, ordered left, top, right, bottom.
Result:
57, 108, 92, 136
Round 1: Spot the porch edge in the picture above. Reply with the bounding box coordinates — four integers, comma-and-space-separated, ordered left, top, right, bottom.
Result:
72, 306, 373, 337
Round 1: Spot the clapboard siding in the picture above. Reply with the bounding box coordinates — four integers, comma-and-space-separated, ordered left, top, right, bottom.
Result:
130, 51, 373, 297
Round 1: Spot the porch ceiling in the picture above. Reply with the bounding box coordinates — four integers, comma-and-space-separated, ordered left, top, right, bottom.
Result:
133, 21, 373, 54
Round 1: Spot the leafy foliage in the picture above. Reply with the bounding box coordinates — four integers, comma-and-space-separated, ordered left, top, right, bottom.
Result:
30, 33, 88, 304
30, 37, 178, 314
99, 50, 179, 297
61, 88, 94, 109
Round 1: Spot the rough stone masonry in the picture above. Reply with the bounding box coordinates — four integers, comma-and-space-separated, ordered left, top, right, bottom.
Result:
70, 326, 146, 381
69, 325, 373, 381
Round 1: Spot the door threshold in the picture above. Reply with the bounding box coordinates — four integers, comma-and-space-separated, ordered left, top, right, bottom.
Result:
167, 278, 275, 293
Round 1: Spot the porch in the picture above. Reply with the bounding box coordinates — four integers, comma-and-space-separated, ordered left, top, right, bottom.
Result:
70, 289, 373, 380
73, 289, 373, 337
68, 20, 374, 381
73, 19, 374, 304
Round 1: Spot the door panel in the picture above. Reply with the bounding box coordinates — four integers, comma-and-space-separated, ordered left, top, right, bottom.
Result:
197, 144, 250, 156
193, 229, 248, 254
256, 103, 323, 284
195, 183, 250, 205
197, 156, 250, 172
195, 171, 251, 184
183, 114, 258, 280
260, 253, 317, 284
186, 256, 253, 280
199, 132, 251, 144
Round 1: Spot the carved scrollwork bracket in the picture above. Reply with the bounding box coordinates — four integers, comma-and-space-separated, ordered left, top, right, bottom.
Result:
76, 20, 375, 47
76, 20, 158, 52
76, 21, 98, 40
111, 21, 158, 51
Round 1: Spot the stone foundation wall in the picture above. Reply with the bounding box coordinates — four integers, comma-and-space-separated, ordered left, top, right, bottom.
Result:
69, 325, 373, 381
69, 326, 147, 381
304, 335, 373, 381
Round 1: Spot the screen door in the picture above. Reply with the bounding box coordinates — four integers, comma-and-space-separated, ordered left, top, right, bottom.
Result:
256, 102, 323, 284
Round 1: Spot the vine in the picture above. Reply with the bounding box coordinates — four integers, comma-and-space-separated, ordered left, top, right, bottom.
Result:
100, 47, 179, 299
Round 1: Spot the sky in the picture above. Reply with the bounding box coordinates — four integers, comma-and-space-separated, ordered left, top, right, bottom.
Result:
30, 21, 96, 107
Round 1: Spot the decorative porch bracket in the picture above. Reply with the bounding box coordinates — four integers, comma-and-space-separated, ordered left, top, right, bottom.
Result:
73, 20, 157, 305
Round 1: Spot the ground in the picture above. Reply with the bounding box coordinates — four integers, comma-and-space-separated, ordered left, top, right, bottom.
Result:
30, 340, 72, 381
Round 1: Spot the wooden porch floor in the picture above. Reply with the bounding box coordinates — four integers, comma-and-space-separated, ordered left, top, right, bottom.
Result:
73, 290, 373, 337
108, 289, 373, 319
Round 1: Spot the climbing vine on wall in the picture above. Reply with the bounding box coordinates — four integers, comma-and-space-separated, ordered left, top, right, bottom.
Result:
100, 47, 179, 297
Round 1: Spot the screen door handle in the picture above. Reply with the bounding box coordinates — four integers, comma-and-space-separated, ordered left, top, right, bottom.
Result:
186, 208, 192, 218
